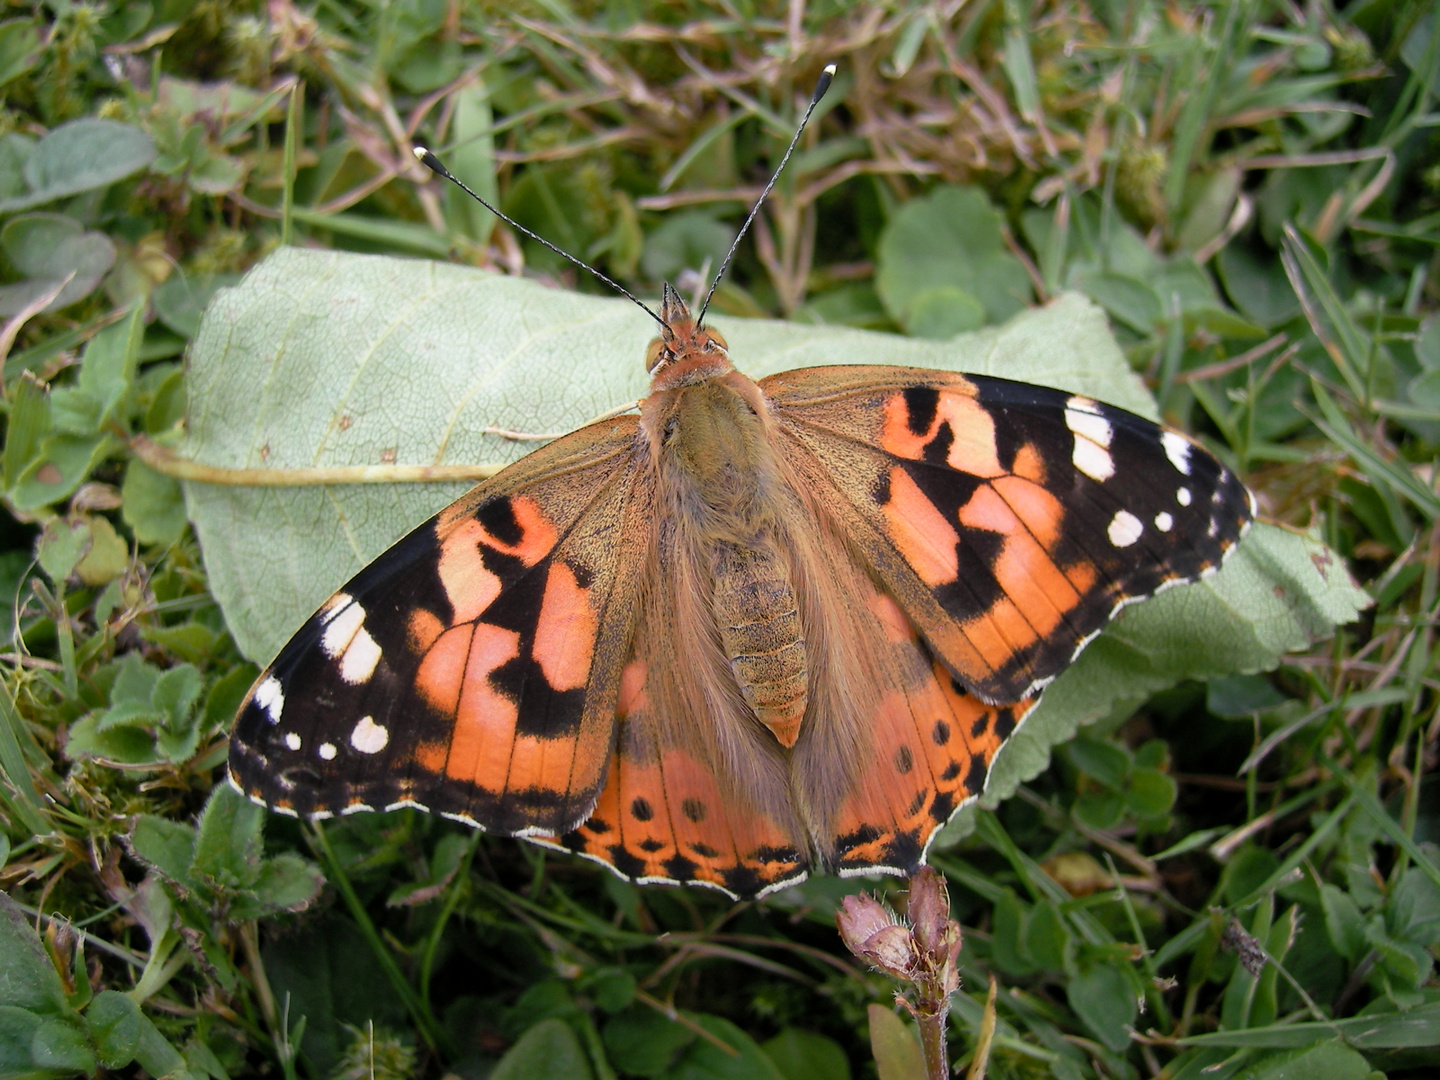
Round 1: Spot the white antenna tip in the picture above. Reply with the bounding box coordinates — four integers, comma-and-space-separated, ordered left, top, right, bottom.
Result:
412, 146, 430, 162
823, 63, 837, 75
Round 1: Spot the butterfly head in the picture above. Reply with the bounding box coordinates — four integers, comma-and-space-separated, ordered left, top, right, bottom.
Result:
645, 283, 731, 387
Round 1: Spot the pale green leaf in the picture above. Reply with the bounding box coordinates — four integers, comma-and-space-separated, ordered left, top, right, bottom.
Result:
184, 249, 1157, 663
867, 1006, 924, 1080
1234, 1040, 1376, 1080
490, 1018, 592, 1080
0, 119, 155, 214
0, 893, 73, 1017
0, 212, 115, 316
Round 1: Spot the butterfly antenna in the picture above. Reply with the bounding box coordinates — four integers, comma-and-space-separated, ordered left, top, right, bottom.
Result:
412, 146, 667, 331
695, 63, 836, 326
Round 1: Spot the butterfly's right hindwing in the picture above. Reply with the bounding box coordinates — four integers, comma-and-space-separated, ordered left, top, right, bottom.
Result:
227, 418, 652, 835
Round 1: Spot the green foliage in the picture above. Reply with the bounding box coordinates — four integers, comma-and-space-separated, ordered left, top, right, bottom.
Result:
1, 1, 1436, 1079
0, 893, 202, 1080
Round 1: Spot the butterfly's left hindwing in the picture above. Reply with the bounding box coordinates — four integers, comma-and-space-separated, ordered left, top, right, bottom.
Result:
228, 419, 652, 833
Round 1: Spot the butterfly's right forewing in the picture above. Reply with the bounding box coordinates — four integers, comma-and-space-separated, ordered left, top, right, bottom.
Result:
763, 365, 1253, 704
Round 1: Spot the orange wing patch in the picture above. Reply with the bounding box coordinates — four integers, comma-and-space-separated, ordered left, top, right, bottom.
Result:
829, 586, 1035, 876
536, 660, 809, 898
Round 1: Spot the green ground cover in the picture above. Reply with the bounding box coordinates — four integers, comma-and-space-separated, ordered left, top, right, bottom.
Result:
0, 2, 1436, 1078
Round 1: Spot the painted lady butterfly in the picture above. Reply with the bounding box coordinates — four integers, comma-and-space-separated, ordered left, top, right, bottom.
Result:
227, 69, 1254, 899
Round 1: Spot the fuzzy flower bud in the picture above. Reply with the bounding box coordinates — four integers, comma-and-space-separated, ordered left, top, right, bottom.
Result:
837, 893, 920, 979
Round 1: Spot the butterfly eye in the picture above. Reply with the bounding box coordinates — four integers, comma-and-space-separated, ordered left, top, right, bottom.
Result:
645, 339, 668, 372
706, 328, 728, 351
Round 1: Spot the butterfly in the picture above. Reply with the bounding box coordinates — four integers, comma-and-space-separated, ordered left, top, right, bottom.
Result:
227, 276, 1254, 900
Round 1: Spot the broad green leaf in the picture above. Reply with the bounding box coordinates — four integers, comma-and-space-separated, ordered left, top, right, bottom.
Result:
1400, 7, 1438, 90
0, 119, 155, 214
489, 1018, 593, 1080
260, 916, 408, 1076
62, 714, 158, 766
128, 815, 197, 887
1319, 884, 1366, 961
190, 784, 264, 891
582, 968, 635, 1014
85, 991, 141, 1069
762, 1029, 851, 1080
1233, 1040, 1375, 1080
1070, 270, 1162, 334
184, 249, 1158, 663
152, 665, 203, 731
0, 18, 42, 87
1209, 241, 1296, 323
905, 287, 985, 339
875, 185, 1032, 331
11, 433, 116, 512
151, 273, 243, 339
1386, 869, 1440, 947
1023, 899, 1073, 973
35, 517, 90, 588
866, 1006, 924, 1080
665, 1015, 786, 1080
0, 893, 72, 1016
1126, 767, 1178, 819
989, 890, 1036, 976
72, 515, 127, 587
17, 1014, 96, 1078
1176, 168, 1240, 255
0, 213, 115, 316
246, 854, 323, 917
0, 134, 33, 204
446, 79, 499, 233
121, 460, 188, 548
1067, 963, 1136, 1052
603, 1005, 695, 1076
1066, 737, 1130, 790
2, 372, 49, 494
1206, 674, 1289, 717
642, 212, 732, 285
129, 1006, 190, 1080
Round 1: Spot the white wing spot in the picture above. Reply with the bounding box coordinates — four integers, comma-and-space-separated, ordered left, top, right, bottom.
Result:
1162, 432, 1192, 475
255, 676, 285, 724
321, 598, 366, 658
1066, 403, 1116, 481
350, 715, 389, 754
319, 742, 337, 760
1177, 486, 1193, 506
340, 626, 382, 685
284, 732, 301, 751
1108, 510, 1144, 548
1072, 440, 1115, 482
1155, 512, 1174, 532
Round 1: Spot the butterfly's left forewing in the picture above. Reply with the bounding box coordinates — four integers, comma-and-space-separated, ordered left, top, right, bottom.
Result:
228, 418, 653, 835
